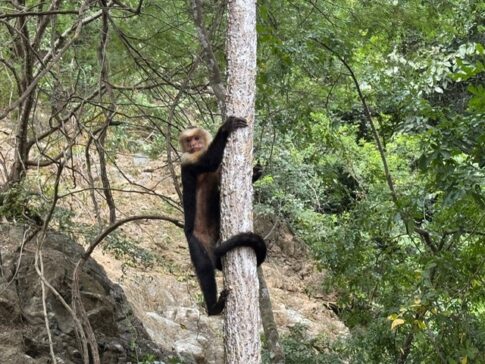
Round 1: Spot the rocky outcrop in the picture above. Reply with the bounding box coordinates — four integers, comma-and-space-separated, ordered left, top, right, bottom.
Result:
0, 223, 162, 364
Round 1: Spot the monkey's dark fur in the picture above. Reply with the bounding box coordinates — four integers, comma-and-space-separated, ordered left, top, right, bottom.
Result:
180, 116, 266, 315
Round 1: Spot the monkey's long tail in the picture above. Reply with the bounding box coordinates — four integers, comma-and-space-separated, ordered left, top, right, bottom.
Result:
214, 232, 266, 270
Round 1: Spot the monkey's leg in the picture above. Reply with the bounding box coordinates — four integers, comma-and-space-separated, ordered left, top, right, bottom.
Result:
188, 235, 227, 315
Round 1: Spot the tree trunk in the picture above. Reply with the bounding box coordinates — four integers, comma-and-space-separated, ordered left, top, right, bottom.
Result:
259, 267, 285, 364
220, 0, 260, 363
8, 12, 35, 187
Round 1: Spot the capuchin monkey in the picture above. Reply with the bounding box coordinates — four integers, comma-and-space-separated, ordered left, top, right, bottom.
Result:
179, 116, 266, 315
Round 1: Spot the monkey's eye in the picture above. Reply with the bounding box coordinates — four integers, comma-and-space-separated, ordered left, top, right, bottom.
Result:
194, 136, 200, 141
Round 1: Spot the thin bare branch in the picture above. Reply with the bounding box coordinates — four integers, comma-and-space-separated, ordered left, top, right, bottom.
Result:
0, 0, 103, 121
190, 0, 226, 117
70, 214, 183, 362
0, 9, 78, 19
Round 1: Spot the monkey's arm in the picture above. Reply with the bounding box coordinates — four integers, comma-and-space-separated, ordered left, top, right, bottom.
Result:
180, 169, 197, 236
196, 116, 247, 172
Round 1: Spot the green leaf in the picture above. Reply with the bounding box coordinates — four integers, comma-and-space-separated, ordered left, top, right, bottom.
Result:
391, 318, 405, 330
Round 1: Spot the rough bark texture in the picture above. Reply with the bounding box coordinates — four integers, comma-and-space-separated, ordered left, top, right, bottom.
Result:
220, 0, 260, 363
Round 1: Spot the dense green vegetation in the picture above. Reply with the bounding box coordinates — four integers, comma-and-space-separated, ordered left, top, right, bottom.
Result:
253, 1, 485, 363
1, 0, 483, 363
255, 1, 485, 362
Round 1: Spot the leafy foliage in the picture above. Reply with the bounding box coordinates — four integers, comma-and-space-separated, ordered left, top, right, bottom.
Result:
0, 182, 42, 223
254, 0, 485, 362
103, 231, 158, 269
263, 325, 347, 364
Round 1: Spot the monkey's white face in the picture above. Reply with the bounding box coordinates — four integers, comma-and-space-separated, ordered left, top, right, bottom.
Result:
184, 134, 205, 154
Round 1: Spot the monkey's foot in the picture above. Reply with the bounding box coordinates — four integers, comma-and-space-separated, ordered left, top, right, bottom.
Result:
219, 288, 231, 300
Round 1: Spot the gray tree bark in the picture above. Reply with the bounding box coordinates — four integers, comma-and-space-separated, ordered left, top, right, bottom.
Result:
220, 0, 261, 363
259, 267, 285, 364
